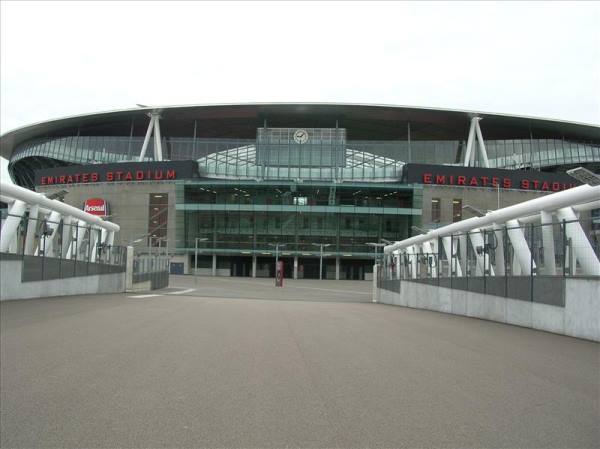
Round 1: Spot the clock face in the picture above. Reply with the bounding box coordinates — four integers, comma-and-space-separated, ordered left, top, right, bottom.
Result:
293, 129, 309, 144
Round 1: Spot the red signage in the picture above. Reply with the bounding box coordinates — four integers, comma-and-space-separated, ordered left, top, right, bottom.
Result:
421, 173, 576, 192
403, 164, 578, 192
275, 261, 284, 287
41, 169, 176, 186
34, 161, 198, 186
84, 198, 108, 217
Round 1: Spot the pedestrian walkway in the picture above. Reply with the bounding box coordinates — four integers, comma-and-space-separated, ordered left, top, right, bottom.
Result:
1, 276, 597, 448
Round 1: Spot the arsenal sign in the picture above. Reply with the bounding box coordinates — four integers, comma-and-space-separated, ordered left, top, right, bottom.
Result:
84, 198, 108, 217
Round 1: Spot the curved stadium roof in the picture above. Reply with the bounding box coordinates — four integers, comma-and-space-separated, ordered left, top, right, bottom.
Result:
2, 103, 599, 160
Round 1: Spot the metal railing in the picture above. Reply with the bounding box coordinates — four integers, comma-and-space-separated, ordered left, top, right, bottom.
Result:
132, 254, 170, 290
379, 217, 600, 306
1, 212, 126, 282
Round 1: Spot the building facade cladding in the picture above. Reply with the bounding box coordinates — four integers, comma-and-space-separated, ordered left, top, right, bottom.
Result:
175, 181, 419, 256
8, 135, 600, 188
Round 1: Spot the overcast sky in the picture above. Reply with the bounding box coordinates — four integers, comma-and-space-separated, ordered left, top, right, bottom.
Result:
1, 0, 599, 137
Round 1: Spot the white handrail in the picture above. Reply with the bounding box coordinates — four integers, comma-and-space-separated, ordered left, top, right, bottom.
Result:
384, 184, 600, 253
0, 182, 119, 232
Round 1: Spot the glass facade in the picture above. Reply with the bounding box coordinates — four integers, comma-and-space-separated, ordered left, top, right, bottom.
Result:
9, 134, 600, 188
431, 198, 441, 223
148, 193, 168, 244
175, 182, 419, 257
452, 199, 462, 223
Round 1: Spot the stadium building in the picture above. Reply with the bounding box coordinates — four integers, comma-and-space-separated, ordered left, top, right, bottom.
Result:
1, 103, 599, 280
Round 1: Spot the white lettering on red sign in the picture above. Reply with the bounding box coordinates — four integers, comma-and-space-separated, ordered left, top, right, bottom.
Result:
84, 198, 108, 216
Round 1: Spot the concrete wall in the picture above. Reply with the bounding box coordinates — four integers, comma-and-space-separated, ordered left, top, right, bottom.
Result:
0, 259, 125, 301
375, 278, 600, 342
38, 182, 177, 248
421, 185, 548, 227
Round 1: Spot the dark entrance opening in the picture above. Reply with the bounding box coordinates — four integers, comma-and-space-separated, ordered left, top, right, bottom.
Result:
298, 257, 320, 279
230, 256, 252, 277
256, 256, 294, 278
340, 259, 372, 280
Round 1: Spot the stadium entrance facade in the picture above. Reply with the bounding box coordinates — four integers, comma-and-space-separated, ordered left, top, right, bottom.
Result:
3, 104, 599, 280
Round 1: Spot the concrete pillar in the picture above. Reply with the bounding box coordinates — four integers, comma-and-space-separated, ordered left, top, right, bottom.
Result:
557, 207, 600, 276
372, 264, 378, 303
24, 205, 39, 256
469, 229, 494, 276
335, 256, 340, 280
125, 246, 134, 291
252, 254, 257, 278
422, 241, 437, 278
100, 228, 108, 262
407, 245, 418, 279
44, 211, 62, 257
512, 250, 522, 275
293, 256, 299, 280
212, 254, 217, 276
74, 220, 87, 260
61, 216, 73, 259
458, 234, 468, 277
89, 227, 99, 262
442, 236, 463, 277
0, 200, 27, 253
493, 223, 505, 276
506, 219, 534, 275
540, 211, 556, 275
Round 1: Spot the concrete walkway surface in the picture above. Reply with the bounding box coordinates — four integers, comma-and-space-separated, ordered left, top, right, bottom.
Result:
1, 276, 598, 448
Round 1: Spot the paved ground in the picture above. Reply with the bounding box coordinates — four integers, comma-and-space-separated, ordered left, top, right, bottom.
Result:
158, 275, 373, 302
1, 276, 598, 448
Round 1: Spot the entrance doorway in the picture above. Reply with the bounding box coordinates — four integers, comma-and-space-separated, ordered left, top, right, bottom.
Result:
230, 256, 252, 277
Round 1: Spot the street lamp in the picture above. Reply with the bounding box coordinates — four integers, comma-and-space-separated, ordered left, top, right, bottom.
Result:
194, 237, 209, 284
311, 243, 331, 280
268, 243, 287, 273
157, 237, 169, 257
127, 233, 152, 247
365, 242, 386, 262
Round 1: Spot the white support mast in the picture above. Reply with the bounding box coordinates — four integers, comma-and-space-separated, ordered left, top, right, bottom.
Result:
138, 110, 164, 162
463, 117, 490, 168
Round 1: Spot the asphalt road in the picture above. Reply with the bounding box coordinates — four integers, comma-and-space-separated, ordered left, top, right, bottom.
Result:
1, 276, 598, 448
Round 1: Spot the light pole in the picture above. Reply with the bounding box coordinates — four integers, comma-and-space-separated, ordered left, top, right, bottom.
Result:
311, 243, 331, 280
268, 243, 287, 276
195, 237, 209, 284
496, 182, 500, 209
365, 242, 386, 263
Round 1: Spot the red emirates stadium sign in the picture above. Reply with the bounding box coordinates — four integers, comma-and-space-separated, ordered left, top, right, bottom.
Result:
34, 161, 198, 186
84, 198, 108, 217
402, 164, 578, 192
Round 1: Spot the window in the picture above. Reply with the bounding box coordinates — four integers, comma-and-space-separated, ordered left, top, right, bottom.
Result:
148, 193, 168, 245
452, 199, 462, 223
293, 196, 307, 206
431, 198, 441, 223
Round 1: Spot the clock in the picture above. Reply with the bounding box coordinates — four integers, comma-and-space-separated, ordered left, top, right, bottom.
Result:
293, 129, 309, 144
